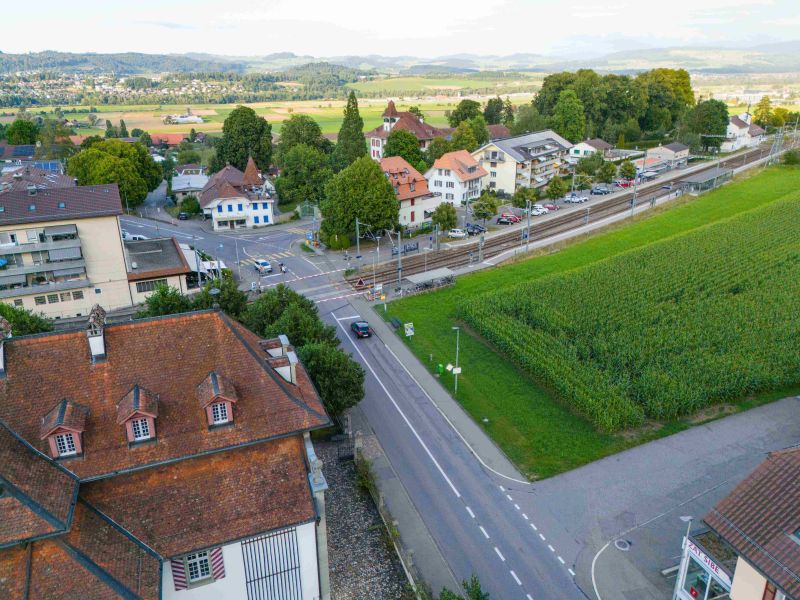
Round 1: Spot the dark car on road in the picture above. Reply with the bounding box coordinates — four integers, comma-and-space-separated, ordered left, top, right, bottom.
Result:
466, 223, 487, 236
591, 186, 612, 195
178, 212, 189, 220
350, 321, 372, 338
497, 216, 515, 225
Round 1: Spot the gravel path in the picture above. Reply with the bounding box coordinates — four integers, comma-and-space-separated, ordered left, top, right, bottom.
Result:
318, 438, 411, 600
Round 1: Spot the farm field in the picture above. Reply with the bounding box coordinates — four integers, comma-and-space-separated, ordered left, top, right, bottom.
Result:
349, 74, 544, 94
383, 167, 800, 479
0, 95, 534, 138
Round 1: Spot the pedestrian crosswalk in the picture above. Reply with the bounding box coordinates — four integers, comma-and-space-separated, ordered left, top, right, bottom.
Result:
285, 227, 308, 235
239, 251, 293, 266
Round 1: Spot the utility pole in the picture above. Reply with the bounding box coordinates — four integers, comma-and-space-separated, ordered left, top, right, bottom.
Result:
355, 218, 361, 259
452, 326, 460, 396
630, 167, 639, 217
525, 198, 531, 253
396, 228, 402, 288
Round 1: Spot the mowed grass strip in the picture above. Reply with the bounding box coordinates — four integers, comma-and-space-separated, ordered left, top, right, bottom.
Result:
383, 167, 800, 479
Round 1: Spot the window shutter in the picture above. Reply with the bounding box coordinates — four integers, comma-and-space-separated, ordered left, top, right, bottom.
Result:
210, 547, 226, 580
171, 559, 187, 590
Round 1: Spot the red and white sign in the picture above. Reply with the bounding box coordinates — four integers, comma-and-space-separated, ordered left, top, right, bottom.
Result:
687, 541, 732, 587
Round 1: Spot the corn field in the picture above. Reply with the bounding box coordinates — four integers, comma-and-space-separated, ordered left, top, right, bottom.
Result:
460, 196, 800, 432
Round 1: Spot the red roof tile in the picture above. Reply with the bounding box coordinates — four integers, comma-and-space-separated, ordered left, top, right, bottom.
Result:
380, 156, 433, 202
27, 539, 123, 600
432, 150, 488, 182
0, 310, 329, 481
0, 184, 123, 226
382, 100, 399, 118
0, 422, 78, 547
81, 436, 315, 557
149, 133, 186, 146
243, 156, 262, 187
0, 167, 75, 194
197, 370, 238, 408
0, 543, 28, 600
40, 398, 90, 438
116, 385, 159, 424
366, 112, 448, 142
487, 124, 511, 140
704, 447, 800, 598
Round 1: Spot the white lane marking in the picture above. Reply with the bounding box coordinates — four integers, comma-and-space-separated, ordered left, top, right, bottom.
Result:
506, 494, 513, 501
531, 523, 538, 531
522, 513, 529, 520
592, 542, 610, 600
465, 506, 475, 519
494, 547, 505, 562
557, 556, 565, 565
548, 544, 555, 553
302, 256, 324, 272
382, 344, 531, 486
315, 291, 366, 303
499, 485, 506, 492
539, 533, 546, 541
527, 595, 534, 600
334, 314, 361, 322
336, 319, 461, 498
514, 504, 520, 510
479, 526, 489, 539
510, 570, 522, 585
568, 569, 576, 577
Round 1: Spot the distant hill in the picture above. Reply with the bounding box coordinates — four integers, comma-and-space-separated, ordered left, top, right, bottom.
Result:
1, 41, 799, 76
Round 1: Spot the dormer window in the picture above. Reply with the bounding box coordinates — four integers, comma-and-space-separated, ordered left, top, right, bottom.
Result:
197, 371, 238, 428
40, 398, 89, 459
211, 402, 229, 425
116, 385, 158, 445
55, 432, 77, 456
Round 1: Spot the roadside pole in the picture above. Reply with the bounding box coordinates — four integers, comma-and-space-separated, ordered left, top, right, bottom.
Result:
396, 229, 402, 289
452, 326, 460, 396
235, 238, 241, 281
355, 218, 361, 259
525, 199, 531, 253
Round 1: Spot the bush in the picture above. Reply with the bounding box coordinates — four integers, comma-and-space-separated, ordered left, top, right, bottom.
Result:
180, 195, 201, 214
326, 233, 351, 250
0, 303, 52, 335
783, 149, 800, 165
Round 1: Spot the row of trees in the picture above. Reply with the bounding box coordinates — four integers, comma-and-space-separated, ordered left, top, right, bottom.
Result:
138, 278, 364, 419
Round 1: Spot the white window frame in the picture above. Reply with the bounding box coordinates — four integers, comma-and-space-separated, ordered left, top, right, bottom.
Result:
211, 402, 229, 425
131, 417, 151, 441
185, 550, 212, 583
55, 432, 76, 456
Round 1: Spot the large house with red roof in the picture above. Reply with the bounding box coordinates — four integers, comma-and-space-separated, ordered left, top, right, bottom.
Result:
199, 158, 274, 230
0, 306, 332, 600
424, 150, 487, 207
366, 101, 450, 160
380, 156, 438, 228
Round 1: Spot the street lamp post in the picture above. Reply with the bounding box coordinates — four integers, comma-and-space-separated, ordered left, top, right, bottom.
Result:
452, 326, 460, 396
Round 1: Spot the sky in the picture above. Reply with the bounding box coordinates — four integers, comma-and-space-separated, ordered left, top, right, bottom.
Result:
1, 0, 797, 58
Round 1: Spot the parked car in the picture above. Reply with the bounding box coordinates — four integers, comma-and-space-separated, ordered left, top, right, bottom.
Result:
465, 223, 486, 236
530, 207, 548, 216
448, 228, 467, 239
564, 194, 588, 204
500, 213, 522, 223
542, 203, 559, 211
661, 184, 673, 190
178, 212, 189, 220
496, 216, 514, 225
254, 259, 272, 274
350, 321, 372, 338
615, 180, 633, 188
591, 186, 612, 195
130, 234, 149, 241
532, 204, 549, 213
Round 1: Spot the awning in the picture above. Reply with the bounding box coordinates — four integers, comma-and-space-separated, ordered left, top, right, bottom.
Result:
0, 273, 26, 285
44, 224, 77, 237
48, 247, 82, 261
52, 268, 84, 278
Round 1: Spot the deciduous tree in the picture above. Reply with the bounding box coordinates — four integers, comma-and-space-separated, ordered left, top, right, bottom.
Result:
511, 186, 540, 208
276, 114, 331, 167
431, 202, 457, 231
424, 136, 451, 166
619, 160, 637, 180
448, 99, 482, 127
483, 97, 504, 125
383, 128, 424, 166
753, 96, 772, 127
119, 119, 129, 138
297, 343, 365, 417
511, 104, 547, 135
274, 144, 332, 206
597, 161, 618, 183
450, 121, 479, 152
545, 177, 567, 200
137, 284, 193, 317
551, 90, 586, 142
212, 106, 273, 171
0, 303, 52, 335
5, 119, 38, 144
687, 99, 729, 149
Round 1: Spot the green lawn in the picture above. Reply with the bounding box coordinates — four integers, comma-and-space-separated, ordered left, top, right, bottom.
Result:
382, 167, 800, 479
350, 75, 543, 94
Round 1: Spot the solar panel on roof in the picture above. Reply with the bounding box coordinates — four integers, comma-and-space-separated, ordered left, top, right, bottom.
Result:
12, 146, 34, 157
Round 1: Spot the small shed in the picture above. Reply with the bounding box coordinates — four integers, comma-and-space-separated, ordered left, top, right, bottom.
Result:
680, 167, 733, 193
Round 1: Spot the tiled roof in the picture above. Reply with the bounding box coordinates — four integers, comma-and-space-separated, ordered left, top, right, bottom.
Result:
40, 398, 90, 438
730, 116, 749, 129
0, 310, 329, 481
431, 150, 488, 182
116, 385, 159, 423
487, 124, 511, 140
663, 142, 689, 152
124, 237, 192, 281
0, 184, 123, 226
0, 543, 28, 599
0, 167, 75, 194
704, 447, 800, 598
749, 123, 766, 136
199, 165, 248, 207
366, 112, 448, 142
583, 138, 613, 151
243, 156, 262, 186
0, 143, 35, 160
81, 436, 316, 557
382, 100, 399, 118
149, 133, 186, 146
380, 156, 433, 202
0, 422, 78, 547
197, 370, 238, 408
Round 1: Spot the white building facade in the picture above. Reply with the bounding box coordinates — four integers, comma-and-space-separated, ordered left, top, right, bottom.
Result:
425, 150, 487, 206
206, 194, 275, 231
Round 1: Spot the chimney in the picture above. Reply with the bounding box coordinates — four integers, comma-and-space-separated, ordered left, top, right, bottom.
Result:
86, 304, 107, 362
27, 184, 36, 196
278, 334, 290, 354
286, 349, 298, 385
0, 317, 11, 379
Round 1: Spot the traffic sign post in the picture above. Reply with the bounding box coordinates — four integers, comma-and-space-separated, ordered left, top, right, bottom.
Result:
404, 323, 415, 338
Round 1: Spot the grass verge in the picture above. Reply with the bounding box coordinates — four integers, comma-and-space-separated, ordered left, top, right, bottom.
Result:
382, 167, 800, 479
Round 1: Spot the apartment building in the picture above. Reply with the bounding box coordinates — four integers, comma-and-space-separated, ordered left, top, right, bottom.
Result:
0, 184, 135, 318
0, 307, 332, 600
200, 159, 274, 231
472, 130, 572, 195
672, 447, 799, 600
425, 150, 487, 206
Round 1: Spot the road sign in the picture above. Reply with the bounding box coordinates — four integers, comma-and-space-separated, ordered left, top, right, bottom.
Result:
306, 231, 313, 241
375, 283, 383, 292
404, 323, 415, 337
355, 277, 366, 287
452, 367, 462, 375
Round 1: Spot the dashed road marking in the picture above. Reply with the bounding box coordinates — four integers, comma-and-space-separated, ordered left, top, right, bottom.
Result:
531, 523, 538, 531
557, 556, 565, 565
514, 503, 520, 510
465, 506, 475, 519
494, 547, 505, 562
527, 595, 534, 600
522, 513, 528, 520
539, 533, 546, 541
568, 569, 576, 577
510, 570, 522, 585
548, 544, 555, 553
479, 526, 489, 539
506, 494, 513, 502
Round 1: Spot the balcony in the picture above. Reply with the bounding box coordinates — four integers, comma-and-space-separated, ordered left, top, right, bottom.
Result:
0, 276, 91, 300
0, 258, 85, 277
0, 237, 82, 256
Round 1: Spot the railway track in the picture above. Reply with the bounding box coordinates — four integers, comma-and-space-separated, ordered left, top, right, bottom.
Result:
345, 145, 772, 288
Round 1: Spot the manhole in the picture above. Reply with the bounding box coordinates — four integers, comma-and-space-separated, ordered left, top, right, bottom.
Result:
614, 539, 631, 552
